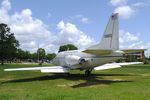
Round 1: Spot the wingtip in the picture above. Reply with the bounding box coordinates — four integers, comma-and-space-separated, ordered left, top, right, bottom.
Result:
4, 69, 9, 71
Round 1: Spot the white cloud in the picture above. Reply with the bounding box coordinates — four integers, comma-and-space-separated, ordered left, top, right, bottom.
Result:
132, 2, 145, 7
129, 42, 144, 49
0, 0, 11, 23
1, 0, 11, 10
57, 21, 95, 49
81, 17, 90, 24
70, 15, 91, 24
119, 30, 139, 44
119, 30, 150, 52
110, 0, 147, 19
110, 0, 127, 6
10, 9, 57, 52
114, 6, 135, 19
0, 0, 58, 53
0, 0, 95, 53
119, 30, 150, 57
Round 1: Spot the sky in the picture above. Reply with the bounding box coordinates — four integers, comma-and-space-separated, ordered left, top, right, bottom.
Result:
0, 0, 150, 56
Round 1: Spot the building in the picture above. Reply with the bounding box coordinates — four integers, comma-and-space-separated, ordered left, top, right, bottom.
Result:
123, 49, 146, 62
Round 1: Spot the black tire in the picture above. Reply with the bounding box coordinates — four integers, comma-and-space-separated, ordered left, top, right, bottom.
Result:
64, 73, 70, 77
85, 70, 91, 76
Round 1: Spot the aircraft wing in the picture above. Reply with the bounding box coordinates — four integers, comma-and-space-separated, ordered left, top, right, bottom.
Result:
82, 49, 112, 55
4, 66, 69, 73
117, 62, 143, 66
94, 63, 121, 70
94, 62, 143, 71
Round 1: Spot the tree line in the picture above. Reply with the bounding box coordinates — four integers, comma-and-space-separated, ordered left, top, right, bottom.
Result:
0, 23, 78, 65
16, 48, 56, 62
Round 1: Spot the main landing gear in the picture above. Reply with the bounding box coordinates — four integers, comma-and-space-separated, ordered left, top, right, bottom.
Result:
85, 69, 93, 76
64, 72, 70, 76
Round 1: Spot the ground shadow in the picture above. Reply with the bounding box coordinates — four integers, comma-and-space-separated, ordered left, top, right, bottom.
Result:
2, 73, 134, 88
92, 73, 136, 76
71, 78, 132, 88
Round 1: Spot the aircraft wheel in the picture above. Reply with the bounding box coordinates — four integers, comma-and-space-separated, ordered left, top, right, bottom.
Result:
64, 73, 70, 76
85, 70, 91, 76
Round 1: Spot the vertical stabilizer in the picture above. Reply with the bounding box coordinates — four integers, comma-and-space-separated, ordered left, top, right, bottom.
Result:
89, 13, 119, 50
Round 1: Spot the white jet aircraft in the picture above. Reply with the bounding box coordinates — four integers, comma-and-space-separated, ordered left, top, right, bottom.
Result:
4, 13, 143, 76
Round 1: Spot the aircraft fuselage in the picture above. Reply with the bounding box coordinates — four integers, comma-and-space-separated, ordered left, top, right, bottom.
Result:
52, 50, 123, 70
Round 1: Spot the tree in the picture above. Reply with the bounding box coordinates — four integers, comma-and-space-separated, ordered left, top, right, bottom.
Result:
45, 53, 56, 61
37, 48, 46, 61
58, 44, 78, 52
31, 53, 37, 60
0, 23, 19, 65
16, 49, 30, 59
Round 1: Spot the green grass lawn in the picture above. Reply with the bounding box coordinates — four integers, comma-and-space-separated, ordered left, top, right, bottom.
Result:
0, 63, 150, 100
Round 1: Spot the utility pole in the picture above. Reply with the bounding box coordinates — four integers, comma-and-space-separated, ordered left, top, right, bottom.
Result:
38, 43, 39, 64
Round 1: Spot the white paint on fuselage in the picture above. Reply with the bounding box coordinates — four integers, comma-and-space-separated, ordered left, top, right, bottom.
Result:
52, 50, 122, 70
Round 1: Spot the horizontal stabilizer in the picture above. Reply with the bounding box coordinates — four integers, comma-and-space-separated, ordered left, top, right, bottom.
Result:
4, 66, 69, 73
82, 49, 112, 55
121, 49, 146, 53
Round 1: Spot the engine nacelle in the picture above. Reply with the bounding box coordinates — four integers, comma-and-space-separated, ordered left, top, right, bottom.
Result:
79, 58, 86, 65
65, 55, 88, 66
65, 55, 81, 65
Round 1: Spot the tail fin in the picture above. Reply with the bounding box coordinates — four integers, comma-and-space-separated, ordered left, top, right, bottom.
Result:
89, 13, 119, 50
